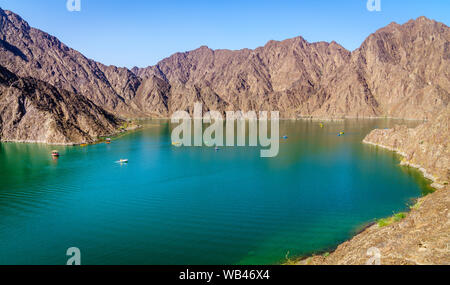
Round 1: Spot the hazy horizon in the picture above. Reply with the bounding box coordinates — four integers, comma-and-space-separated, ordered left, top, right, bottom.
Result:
0, 0, 448, 68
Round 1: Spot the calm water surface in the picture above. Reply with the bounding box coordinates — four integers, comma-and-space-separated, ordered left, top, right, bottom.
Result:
0, 120, 433, 265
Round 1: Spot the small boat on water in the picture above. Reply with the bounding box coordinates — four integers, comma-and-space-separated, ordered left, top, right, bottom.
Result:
51, 150, 60, 157
119, 159, 128, 163
80, 143, 88, 147
106, 138, 111, 144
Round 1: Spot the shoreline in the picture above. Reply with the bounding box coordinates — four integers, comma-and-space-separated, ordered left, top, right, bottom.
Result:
0, 117, 423, 146
294, 185, 448, 265
1, 119, 447, 264
127, 115, 428, 122
0, 124, 143, 147
362, 139, 445, 189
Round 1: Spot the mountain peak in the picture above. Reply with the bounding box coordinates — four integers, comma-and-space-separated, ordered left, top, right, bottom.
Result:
404, 15, 445, 28
416, 15, 433, 22
0, 8, 30, 30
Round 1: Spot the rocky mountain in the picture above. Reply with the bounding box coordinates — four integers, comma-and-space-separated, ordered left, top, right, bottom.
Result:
0, 8, 142, 117
0, 65, 122, 144
335, 17, 450, 119
133, 17, 449, 119
134, 40, 352, 117
1, 7, 448, 120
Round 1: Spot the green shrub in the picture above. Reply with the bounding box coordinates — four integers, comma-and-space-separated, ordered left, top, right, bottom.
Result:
377, 212, 407, 227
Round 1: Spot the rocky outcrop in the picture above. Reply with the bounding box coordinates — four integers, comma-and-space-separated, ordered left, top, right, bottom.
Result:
364, 106, 449, 188
0, 65, 122, 144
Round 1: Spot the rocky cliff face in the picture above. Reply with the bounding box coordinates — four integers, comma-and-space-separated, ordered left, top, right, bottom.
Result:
0, 65, 122, 144
0, 8, 448, 120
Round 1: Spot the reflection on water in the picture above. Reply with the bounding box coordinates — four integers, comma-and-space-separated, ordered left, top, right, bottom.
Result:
0, 119, 432, 265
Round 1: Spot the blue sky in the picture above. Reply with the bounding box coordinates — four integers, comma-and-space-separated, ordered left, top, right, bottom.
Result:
0, 0, 448, 68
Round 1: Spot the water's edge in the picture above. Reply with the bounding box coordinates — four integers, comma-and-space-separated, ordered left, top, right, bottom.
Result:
290, 136, 443, 265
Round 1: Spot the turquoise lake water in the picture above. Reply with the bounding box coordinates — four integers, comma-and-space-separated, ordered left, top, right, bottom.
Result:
0, 120, 433, 265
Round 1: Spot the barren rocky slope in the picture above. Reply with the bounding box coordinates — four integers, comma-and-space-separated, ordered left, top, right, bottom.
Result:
0, 65, 121, 144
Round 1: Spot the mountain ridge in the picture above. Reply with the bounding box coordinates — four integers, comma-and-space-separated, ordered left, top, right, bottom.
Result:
0, 8, 449, 135
131, 15, 449, 119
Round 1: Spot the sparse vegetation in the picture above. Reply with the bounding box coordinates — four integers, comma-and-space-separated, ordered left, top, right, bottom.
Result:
410, 200, 422, 210
377, 212, 407, 227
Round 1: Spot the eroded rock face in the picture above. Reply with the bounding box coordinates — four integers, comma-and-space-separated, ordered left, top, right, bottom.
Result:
0, 65, 122, 144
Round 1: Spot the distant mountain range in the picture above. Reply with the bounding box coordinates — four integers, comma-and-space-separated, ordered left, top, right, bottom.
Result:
0, 8, 448, 143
